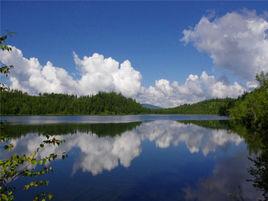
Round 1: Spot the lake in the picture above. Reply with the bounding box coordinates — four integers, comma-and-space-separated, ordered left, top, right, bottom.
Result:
0, 115, 264, 201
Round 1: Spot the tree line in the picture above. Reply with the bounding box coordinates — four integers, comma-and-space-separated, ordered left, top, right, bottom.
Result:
166, 72, 268, 131
0, 90, 149, 115
229, 72, 268, 131
0, 89, 237, 116
154, 98, 235, 115
1, 73, 267, 131
1, 32, 267, 131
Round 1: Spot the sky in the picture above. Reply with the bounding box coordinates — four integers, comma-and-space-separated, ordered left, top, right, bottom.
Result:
1, 1, 268, 107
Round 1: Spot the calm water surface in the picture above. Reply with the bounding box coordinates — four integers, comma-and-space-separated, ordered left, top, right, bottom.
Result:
1, 114, 228, 124
0, 115, 264, 201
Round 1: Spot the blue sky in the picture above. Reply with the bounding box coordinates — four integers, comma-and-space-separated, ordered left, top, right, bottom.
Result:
1, 1, 268, 107
2, 1, 266, 86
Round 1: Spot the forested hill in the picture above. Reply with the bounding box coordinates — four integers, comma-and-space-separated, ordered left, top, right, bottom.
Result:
0, 90, 149, 115
155, 98, 235, 115
229, 74, 268, 131
1, 90, 235, 115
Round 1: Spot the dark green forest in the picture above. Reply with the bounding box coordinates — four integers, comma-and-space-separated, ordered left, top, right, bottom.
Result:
229, 72, 268, 131
0, 89, 233, 115
1, 79, 267, 132
0, 90, 149, 115
0, 122, 142, 138
165, 72, 268, 131
0, 90, 236, 115
155, 98, 235, 115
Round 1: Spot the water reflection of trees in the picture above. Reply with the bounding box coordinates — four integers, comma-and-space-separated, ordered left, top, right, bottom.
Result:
0, 122, 142, 138
247, 130, 268, 201
204, 121, 268, 200
2, 121, 243, 176
2, 120, 267, 200
181, 120, 268, 201
229, 127, 268, 201
219, 122, 268, 200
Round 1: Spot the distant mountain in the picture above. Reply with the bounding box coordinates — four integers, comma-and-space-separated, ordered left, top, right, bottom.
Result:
142, 104, 162, 110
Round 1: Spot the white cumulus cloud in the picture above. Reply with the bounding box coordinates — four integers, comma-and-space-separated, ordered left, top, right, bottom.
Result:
73, 52, 142, 97
0, 46, 142, 98
0, 46, 246, 107
1, 121, 243, 175
136, 71, 245, 107
181, 10, 268, 80
1, 10, 266, 107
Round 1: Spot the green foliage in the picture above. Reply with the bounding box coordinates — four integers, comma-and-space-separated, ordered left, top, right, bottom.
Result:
33, 192, 53, 201
0, 33, 68, 201
0, 90, 149, 115
0, 33, 14, 91
156, 98, 235, 115
229, 72, 268, 131
248, 149, 268, 201
0, 135, 67, 201
256, 72, 268, 87
0, 34, 13, 52
23, 180, 49, 191
0, 89, 235, 115
0, 190, 14, 201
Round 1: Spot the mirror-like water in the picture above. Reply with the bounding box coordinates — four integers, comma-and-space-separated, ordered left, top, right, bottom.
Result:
0, 115, 228, 124
0, 115, 265, 201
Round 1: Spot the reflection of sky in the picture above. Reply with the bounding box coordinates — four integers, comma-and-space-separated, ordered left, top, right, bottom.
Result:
1, 115, 228, 124
183, 151, 263, 201
1, 120, 242, 175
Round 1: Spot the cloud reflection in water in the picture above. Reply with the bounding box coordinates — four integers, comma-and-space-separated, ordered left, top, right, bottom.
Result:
1, 121, 243, 176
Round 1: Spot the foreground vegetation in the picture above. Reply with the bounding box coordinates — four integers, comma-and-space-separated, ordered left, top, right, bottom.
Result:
1, 34, 68, 201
